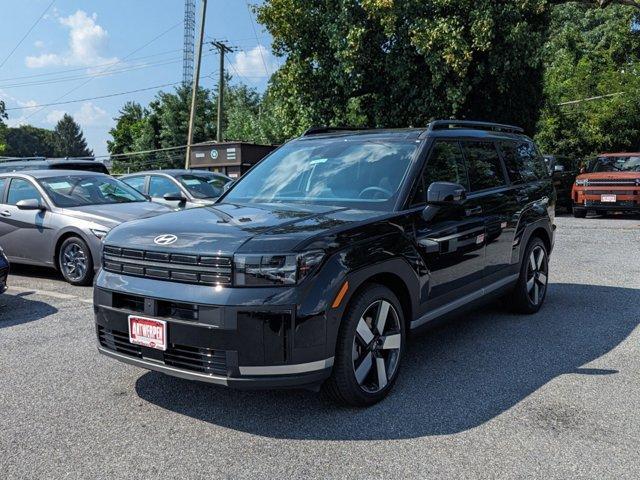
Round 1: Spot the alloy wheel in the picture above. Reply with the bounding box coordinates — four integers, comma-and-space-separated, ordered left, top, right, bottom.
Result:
62, 243, 88, 282
526, 245, 548, 306
352, 300, 402, 393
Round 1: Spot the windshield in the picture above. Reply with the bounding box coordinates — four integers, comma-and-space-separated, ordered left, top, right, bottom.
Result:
37, 175, 147, 207
177, 172, 230, 199
224, 138, 419, 211
590, 156, 640, 172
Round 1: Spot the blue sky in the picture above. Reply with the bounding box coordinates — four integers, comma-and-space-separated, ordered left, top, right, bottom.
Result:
0, 0, 280, 156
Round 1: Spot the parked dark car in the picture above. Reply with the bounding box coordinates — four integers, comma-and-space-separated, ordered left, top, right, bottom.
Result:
0, 158, 109, 174
0, 171, 172, 285
0, 245, 8, 294
544, 155, 579, 212
95, 121, 555, 406
120, 170, 232, 209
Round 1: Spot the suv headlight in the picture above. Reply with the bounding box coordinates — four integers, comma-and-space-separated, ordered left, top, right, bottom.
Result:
90, 228, 110, 240
234, 251, 325, 286
575, 179, 588, 186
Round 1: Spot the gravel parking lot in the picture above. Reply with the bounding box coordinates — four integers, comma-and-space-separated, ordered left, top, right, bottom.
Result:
1, 214, 639, 479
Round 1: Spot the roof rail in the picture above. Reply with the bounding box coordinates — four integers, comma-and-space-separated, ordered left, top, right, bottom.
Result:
0, 156, 46, 163
302, 126, 366, 136
428, 120, 524, 134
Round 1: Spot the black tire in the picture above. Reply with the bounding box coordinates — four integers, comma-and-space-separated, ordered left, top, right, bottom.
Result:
508, 237, 549, 314
565, 203, 573, 214
322, 284, 406, 407
58, 236, 94, 286
573, 208, 587, 218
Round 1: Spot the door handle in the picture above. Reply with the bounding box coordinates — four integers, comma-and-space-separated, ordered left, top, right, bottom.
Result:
465, 206, 482, 216
0, 210, 11, 217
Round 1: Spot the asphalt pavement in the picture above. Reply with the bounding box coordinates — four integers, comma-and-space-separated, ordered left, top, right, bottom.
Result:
1, 214, 639, 479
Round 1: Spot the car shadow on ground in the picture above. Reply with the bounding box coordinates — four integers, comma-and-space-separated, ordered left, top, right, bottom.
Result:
0, 291, 58, 328
6, 264, 61, 281
135, 283, 639, 440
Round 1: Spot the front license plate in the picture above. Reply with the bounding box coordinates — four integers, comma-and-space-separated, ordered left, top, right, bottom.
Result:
601, 194, 617, 203
128, 315, 167, 351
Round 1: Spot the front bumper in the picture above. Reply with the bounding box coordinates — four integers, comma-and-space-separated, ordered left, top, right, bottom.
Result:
94, 270, 334, 389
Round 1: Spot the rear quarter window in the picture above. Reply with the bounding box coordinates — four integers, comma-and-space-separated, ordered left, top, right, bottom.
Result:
498, 140, 548, 183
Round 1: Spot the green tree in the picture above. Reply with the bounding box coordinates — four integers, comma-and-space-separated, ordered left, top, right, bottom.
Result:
107, 102, 147, 155
256, 0, 551, 137
53, 114, 93, 157
536, 3, 640, 157
3, 125, 57, 157
0, 99, 7, 154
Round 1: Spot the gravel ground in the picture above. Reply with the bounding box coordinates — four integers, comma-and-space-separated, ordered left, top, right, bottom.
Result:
1, 214, 639, 479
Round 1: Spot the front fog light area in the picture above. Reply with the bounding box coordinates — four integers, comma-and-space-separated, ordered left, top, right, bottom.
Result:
234, 251, 324, 286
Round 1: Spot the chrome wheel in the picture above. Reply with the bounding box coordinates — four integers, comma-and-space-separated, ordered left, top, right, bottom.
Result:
352, 300, 402, 393
61, 242, 88, 282
526, 245, 548, 306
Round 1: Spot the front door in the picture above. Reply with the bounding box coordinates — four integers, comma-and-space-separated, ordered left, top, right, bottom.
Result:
412, 140, 487, 310
148, 175, 186, 209
0, 177, 52, 263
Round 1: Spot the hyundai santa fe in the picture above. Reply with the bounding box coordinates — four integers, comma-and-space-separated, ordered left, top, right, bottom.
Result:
95, 121, 556, 406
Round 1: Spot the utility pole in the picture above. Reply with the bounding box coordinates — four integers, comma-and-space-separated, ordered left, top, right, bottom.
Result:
185, 0, 207, 169
211, 40, 234, 143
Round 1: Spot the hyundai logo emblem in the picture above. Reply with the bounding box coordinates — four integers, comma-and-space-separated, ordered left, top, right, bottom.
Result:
154, 234, 177, 245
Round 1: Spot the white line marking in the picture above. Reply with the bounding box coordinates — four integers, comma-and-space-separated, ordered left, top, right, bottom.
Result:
6, 286, 93, 305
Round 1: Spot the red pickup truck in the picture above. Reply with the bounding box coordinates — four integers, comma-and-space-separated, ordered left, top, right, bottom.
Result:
572, 153, 640, 218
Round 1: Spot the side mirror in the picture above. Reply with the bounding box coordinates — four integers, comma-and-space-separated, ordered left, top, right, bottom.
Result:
223, 180, 235, 193
16, 198, 46, 211
426, 182, 467, 206
163, 192, 187, 203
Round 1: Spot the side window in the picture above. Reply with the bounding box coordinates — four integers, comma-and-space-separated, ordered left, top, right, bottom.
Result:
499, 140, 547, 183
148, 176, 178, 197
7, 178, 43, 205
412, 141, 469, 205
424, 141, 469, 197
0, 178, 6, 202
122, 176, 146, 193
462, 141, 506, 191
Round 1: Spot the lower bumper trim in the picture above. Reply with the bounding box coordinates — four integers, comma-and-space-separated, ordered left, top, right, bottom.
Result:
98, 346, 334, 389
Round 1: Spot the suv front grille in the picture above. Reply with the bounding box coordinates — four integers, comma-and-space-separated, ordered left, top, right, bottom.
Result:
97, 326, 227, 376
102, 245, 232, 286
586, 179, 639, 186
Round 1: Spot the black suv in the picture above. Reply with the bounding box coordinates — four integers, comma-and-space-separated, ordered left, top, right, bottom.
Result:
95, 121, 555, 406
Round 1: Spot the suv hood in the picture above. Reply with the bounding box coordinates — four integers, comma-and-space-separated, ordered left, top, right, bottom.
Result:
104, 202, 385, 255
62, 201, 173, 229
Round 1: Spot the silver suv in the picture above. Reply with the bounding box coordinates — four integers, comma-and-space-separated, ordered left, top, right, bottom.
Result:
0, 170, 172, 285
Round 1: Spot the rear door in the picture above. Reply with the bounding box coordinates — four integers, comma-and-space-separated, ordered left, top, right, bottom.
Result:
462, 140, 517, 281
0, 177, 53, 263
413, 140, 487, 308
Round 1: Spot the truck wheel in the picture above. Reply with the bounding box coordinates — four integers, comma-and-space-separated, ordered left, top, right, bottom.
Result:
322, 284, 405, 407
58, 236, 94, 286
508, 237, 549, 314
573, 208, 587, 218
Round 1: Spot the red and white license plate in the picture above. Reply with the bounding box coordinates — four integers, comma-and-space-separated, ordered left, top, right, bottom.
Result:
601, 194, 617, 203
128, 315, 167, 351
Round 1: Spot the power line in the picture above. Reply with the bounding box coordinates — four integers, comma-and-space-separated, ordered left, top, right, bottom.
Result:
94, 144, 188, 159
0, 0, 56, 70
4, 81, 183, 111
557, 92, 625, 106
24, 20, 184, 122
245, 1, 270, 76
0, 49, 182, 83
0, 56, 203, 89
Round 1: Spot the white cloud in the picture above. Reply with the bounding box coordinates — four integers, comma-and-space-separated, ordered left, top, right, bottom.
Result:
74, 101, 107, 125
45, 110, 65, 125
230, 45, 278, 79
34, 40, 45, 49
25, 10, 118, 69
